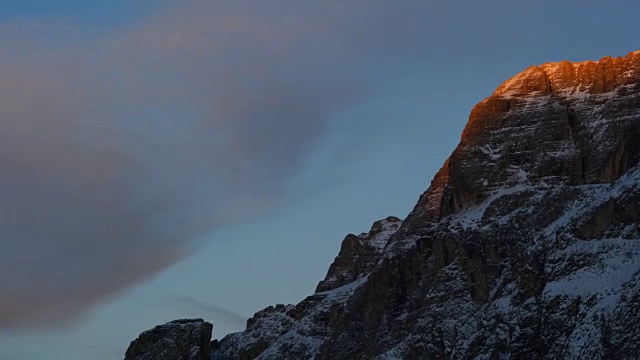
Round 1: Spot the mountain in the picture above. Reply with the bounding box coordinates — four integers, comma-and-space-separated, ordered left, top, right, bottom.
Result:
125, 319, 213, 360
126, 49, 640, 359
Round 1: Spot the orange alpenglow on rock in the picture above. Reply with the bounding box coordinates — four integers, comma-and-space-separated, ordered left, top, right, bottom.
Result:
409, 50, 640, 226
133, 49, 640, 360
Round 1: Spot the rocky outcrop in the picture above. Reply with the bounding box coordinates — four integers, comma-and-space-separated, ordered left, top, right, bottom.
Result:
409, 49, 640, 228
211, 217, 403, 360
316, 216, 402, 292
124, 319, 213, 360
129, 49, 640, 359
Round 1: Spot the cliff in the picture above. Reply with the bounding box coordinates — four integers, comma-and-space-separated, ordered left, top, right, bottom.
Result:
125, 319, 213, 360
127, 49, 640, 359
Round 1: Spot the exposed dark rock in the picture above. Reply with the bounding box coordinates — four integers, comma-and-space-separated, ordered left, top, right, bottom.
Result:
124, 319, 212, 360
316, 216, 402, 292
129, 49, 640, 360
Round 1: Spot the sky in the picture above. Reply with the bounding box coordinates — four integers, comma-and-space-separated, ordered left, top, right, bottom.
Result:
0, 0, 636, 359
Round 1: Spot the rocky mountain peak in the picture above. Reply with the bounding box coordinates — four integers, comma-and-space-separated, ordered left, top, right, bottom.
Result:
493, 50, 640, 98
124, 319, 213, 360
316, 216, 402, 293
127, 49, 640, 360
406, 50, 640, 228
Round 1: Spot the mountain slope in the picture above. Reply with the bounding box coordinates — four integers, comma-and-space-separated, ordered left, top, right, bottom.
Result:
128, 49, 640, 359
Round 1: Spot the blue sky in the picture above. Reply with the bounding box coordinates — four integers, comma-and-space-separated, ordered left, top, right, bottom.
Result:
0, 1, 158, 23
0, 0, 637, 359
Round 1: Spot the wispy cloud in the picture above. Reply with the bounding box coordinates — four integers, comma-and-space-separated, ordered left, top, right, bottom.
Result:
0, 0, 433, 329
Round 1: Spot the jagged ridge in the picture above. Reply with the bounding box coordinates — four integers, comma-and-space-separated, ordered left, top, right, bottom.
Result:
128, 49, 640, 360
316, 216, 402, 293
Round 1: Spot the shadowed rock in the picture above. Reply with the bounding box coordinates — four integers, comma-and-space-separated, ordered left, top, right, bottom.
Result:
316, 216, 402, 292
125, 319, 212, 360
131, 49, 640, 360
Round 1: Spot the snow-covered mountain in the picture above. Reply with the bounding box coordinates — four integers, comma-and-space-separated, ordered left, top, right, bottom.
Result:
126, 49, 640, 360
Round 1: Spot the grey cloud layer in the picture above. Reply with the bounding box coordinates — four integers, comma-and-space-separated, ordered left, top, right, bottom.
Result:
0, 0, 433, 328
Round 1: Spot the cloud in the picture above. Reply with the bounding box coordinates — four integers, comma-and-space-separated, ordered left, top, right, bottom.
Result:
0, 0, 433, 329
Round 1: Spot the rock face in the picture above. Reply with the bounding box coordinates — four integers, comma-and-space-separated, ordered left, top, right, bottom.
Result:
210, 217, 403, 360
129, 49, 640, 359
316, 216, 402, 292
125, 319, 213, 360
